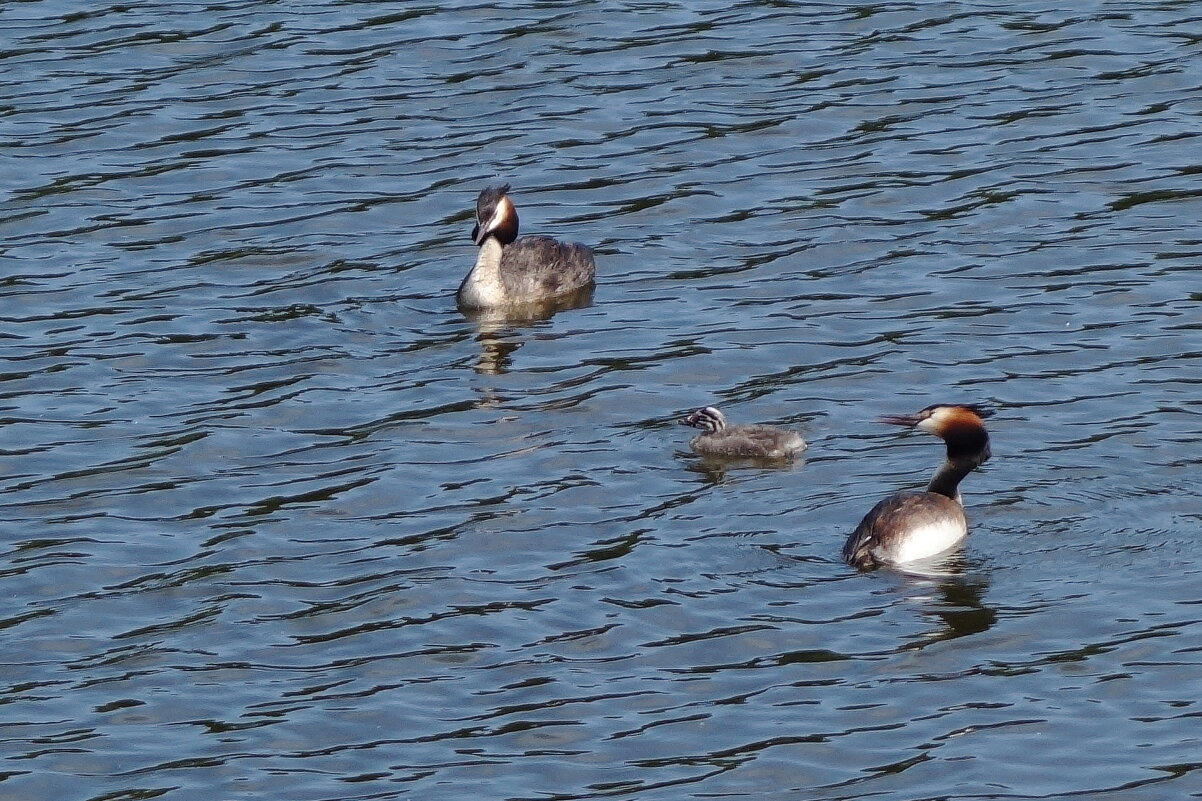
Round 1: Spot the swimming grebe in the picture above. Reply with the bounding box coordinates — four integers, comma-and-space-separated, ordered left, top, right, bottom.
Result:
681, 406, 807, 459
843, 404, 993, 570
457, 184, 596, 309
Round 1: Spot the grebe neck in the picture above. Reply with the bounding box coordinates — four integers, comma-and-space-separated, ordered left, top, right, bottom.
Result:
459, 237, 505, 307
926, 455, 981, 501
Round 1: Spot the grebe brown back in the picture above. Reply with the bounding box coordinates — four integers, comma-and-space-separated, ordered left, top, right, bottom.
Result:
457, 184, 595, 309
681, 406, 807, 459
843, 404, 993, 570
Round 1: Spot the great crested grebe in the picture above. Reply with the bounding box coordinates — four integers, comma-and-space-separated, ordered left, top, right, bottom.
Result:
843, 404, 993, 570
681, 406, 807, 459
457, 184, 595, 309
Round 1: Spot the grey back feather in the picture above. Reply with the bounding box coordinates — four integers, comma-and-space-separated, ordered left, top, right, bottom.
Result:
499, 236, 595, 301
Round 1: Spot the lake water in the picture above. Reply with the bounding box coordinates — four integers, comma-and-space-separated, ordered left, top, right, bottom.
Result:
3, 2, 1202, 799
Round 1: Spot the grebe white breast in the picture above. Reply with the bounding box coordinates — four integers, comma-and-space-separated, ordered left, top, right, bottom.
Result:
681, 406, 807, 459
843, 404, 993, 570
457, 184, 595, 309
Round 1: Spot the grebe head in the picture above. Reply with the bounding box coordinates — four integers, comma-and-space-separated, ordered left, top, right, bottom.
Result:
682, 406, 727, 434
881, 404, 993, 462
472, 184, 519, 246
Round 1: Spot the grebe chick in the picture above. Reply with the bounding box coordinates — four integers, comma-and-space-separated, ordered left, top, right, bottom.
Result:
843, 404, 993, 570
681, 406, 807, 459
457, 184, 596, 309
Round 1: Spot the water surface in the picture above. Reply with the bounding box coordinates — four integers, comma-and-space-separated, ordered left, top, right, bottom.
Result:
3, 2, 1202, 800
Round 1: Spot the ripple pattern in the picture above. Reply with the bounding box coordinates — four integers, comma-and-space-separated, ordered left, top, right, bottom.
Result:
3, 2, 1202, 800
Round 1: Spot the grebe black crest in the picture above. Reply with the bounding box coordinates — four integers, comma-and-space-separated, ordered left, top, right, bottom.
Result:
457, 184, 596, 309
843, 404, 993, 570
681, 406, 807, 459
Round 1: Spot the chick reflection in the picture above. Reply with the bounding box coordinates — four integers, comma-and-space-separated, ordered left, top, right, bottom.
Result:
684, 454, 807, 487
686, 457, 732, 485
462, 286, 594, 375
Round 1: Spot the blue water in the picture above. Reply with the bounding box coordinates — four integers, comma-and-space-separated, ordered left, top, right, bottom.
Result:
3, 2, 1202, 800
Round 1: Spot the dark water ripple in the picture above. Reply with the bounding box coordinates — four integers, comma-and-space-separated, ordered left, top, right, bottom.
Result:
3, 1, 1202, 800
